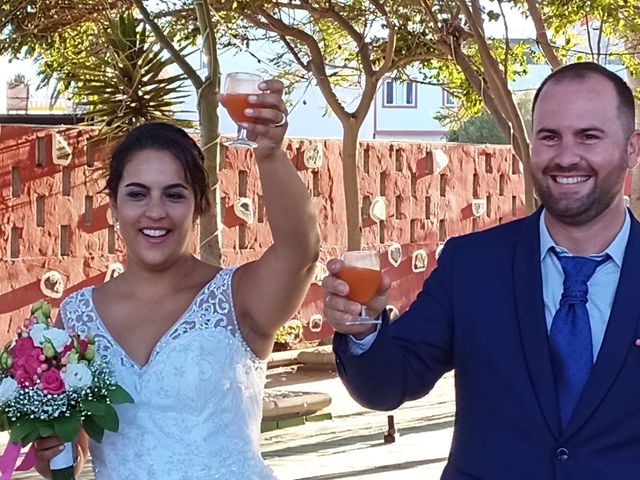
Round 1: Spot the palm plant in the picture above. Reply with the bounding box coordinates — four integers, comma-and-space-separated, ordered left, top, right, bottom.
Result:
70, 10, 192, 142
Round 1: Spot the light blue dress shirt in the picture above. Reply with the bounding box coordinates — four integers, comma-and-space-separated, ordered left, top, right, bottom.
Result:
540, 209, 629, 361
350, 209, 630, 357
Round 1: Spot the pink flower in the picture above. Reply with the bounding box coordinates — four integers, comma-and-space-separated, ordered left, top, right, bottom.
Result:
10, 338, 44, 387
13, 369, 34, 387
11, 349, 42, 378
40, 368, 65, 395
11, 337, 39, 360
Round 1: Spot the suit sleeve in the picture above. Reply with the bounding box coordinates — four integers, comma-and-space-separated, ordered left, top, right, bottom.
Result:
333, 239, 456, 411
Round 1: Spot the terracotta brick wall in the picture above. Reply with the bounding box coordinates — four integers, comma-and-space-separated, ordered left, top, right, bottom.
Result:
0, 125, 125, 339
0, 124, 524, 344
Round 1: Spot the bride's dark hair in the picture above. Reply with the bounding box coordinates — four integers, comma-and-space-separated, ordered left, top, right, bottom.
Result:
106, 122, 211, 216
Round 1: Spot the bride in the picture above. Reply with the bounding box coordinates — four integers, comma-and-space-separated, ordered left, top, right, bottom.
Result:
33, 79, 320, 479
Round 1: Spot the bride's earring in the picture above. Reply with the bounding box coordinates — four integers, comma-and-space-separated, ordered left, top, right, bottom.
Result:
113, 219, 120, 232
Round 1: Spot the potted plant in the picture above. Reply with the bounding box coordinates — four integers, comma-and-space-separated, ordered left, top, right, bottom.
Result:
272, 320, 303, 352
6, 73, 29, 113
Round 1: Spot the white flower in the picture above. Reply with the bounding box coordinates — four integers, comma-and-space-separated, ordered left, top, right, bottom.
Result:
29, 323, 48, 345
62, 363, 93, 390
0, 377, 17, 403
42, 328, 71, 353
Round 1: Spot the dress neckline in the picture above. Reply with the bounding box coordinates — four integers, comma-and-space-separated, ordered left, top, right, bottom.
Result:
88, 271, 222, 370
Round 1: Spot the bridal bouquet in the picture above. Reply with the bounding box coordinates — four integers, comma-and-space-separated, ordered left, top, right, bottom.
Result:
0, 301, 133, 480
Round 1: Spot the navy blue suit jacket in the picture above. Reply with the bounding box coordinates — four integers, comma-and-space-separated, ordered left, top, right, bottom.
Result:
334, 210, 640, 479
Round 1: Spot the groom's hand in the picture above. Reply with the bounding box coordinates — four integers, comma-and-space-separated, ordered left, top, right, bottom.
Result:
322, 258, 391, 338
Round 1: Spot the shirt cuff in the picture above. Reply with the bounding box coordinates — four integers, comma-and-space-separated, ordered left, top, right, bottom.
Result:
347, 323, 381, 356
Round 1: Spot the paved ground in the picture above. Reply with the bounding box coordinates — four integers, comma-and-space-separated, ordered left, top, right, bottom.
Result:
262, 368, 455, 480
8, 368, 456, 479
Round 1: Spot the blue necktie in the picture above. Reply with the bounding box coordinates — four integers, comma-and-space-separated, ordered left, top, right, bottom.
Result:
549, 250, 609, 427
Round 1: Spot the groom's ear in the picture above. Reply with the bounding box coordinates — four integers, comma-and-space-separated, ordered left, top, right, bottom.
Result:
626, 130, 640, 170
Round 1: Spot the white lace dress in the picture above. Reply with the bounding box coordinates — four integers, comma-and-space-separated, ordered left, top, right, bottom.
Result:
60, 267, 278, 480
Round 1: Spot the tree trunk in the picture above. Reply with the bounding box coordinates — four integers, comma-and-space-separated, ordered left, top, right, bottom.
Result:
626, 62, 640, 218
445, 39, 535, 214
341, 118, 362, 251
512, 139, 535, 212
195, 2, 222, 265
484, 90, 535, 213
332, 79, 376, 252
198, 79, 222, 264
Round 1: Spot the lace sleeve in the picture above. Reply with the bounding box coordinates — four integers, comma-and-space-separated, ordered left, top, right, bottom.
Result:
167, 267, 264, 364
59, 288, 97, 336
206, 266, 264, 363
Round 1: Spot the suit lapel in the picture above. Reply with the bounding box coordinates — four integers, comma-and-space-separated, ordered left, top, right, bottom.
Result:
514, 208, 561, 438
563, 213, 640, 439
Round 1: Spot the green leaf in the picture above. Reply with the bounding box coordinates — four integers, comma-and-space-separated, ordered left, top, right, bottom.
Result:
36, 420, 55, 437
33, 311, 47, 324
82, 415, 104, 443
81, 400, 106, 416
486, 10, 501, 22
9, 419, 37, 444
53, 413, 81, 442
0, 413, 11, 431
22, 428, 40, 446
108, 385, 134, 404
92, 404, 119, 432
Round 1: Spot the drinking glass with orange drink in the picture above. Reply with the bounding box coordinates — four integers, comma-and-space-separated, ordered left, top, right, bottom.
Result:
338, 250, 382, 325
220, 72, 263, 148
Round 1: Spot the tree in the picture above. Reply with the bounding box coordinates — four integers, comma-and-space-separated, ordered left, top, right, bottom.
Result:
207, 0, 572, 234
397, 0, 562, 213
206, 0, 443, 250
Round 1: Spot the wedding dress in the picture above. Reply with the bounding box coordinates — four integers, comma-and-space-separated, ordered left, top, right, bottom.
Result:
60, 267, 278, 479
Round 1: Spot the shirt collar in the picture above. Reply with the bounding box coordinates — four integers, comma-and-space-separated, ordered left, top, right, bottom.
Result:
539, 208, 630, 267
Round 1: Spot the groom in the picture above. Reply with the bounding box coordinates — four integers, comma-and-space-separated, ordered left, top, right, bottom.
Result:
322, 61, 640, 479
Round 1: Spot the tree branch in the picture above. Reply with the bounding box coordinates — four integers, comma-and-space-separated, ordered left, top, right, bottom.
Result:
497, 0, 510, 78
452, 2, 531, 165
436, 38, 510, 136
526, 0, 562, 69
253, 0, 376, 77
596, 14, 605, 63
470, 0, 486, 37
307, 2, 375, 77
370, 0, 397, 79
248, 6, 350, 120
458, 0, 512, 112
354, 77, 377, 123
131, 0, 203, 89
280, 35, 312, 72
194, 0, 217, 78
585, 12, 595, 61
417, 0, 442, 30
